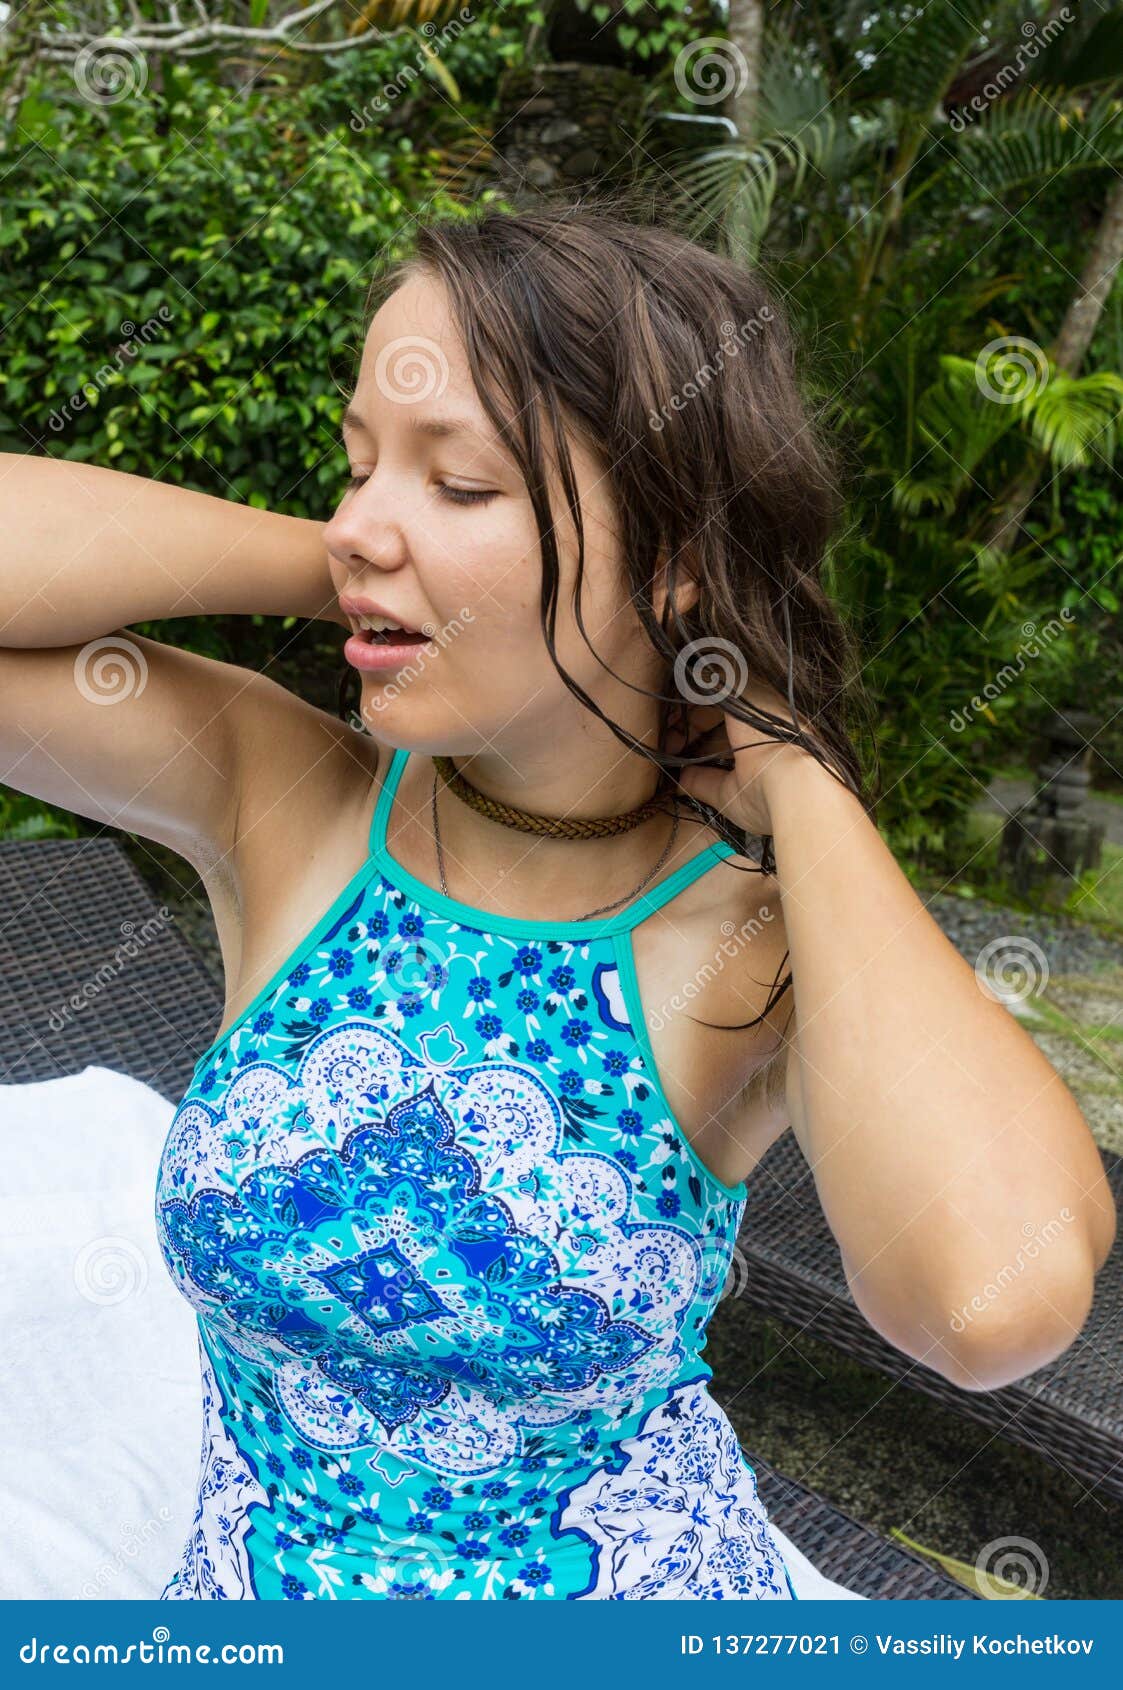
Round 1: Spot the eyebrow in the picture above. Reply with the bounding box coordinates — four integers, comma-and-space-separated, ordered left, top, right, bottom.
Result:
341, 404, 490, 443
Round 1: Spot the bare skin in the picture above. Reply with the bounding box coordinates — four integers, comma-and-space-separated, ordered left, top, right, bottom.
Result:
1, 269, 1114, 1407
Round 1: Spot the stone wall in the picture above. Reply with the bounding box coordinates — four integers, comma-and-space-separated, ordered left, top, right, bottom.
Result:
491, 61, 649, 194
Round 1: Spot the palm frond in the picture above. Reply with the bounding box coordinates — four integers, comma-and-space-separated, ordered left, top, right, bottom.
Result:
955, 87, 1123, 197
1025, 4, 1123, 94
1025, 369, 1123, 466
856, 0, 1000, 121
892, 353, 1024, 513
670, 112, 850, 260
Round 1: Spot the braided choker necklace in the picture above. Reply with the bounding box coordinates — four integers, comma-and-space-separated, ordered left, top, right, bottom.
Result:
429, 753, 680, 922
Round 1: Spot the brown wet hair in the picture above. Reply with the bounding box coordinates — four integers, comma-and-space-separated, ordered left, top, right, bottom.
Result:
337, 197, 876, 1035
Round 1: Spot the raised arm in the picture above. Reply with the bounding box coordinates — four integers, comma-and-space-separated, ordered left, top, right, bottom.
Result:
0, 452, 348, 647
0, 453, 351, 869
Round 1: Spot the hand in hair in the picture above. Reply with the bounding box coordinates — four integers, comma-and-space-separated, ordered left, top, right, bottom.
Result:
672, 682, 838, 837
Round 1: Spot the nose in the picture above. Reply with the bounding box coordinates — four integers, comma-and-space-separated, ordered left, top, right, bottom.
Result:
324, 483, 410, 579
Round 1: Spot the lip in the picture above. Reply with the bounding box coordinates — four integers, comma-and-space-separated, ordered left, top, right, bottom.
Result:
342, 625, 435, 674
338, 593, 423, 633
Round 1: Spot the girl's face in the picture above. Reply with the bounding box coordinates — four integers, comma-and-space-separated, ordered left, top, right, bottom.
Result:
323, 270, 663, 760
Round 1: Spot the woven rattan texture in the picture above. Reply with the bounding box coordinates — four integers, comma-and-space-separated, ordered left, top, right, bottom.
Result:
749, 1452, 979, 1600
740, 1132, 1123, 1504
0, 838, 224, 1104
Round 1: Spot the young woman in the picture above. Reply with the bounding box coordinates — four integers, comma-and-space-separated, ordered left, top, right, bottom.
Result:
1, 205, 1114, 1602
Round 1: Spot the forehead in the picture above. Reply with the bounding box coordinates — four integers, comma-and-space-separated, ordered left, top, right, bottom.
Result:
352, 271, 474, 407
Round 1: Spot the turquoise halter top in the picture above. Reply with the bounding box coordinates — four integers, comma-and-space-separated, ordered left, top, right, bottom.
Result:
154, 745, 798, 1601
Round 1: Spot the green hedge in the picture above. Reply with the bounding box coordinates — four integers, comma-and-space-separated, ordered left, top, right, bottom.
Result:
0, 56, 489, 839
0, 63, 476, 508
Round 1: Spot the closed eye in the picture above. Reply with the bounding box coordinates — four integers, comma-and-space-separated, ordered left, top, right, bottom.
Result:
439, 484, 497, 506
341, 472, 495, 506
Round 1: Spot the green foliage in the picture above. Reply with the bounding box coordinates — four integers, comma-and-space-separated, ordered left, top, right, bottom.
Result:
0, 61, 471, 506
572, 0, 701, 64
0, 45, 483, 844
647, 0, 1123, 864
0, 786, 82, 840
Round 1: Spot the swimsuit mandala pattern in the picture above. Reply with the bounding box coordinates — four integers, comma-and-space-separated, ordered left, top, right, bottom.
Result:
154, 746, 800, 1602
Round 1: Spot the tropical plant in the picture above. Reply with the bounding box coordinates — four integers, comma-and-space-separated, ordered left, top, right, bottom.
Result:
643, 0, 1123, 859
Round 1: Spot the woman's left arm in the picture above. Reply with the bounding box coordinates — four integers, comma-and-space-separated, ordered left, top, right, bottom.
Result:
680, 718, 1118, 1396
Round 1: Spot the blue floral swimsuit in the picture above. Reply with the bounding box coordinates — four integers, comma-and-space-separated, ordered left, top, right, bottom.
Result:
155, 745, 799, 1601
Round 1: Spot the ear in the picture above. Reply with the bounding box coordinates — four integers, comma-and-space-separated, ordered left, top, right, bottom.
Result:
652, 552, 701, 626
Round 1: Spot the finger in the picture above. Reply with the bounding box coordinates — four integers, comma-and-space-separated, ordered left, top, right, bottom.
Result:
675, 762, 732, 814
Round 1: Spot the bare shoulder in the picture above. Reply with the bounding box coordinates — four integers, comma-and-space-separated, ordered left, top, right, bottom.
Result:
189, 671, 385, 1038
223, 669, 382, 876
197, 665, 382, 940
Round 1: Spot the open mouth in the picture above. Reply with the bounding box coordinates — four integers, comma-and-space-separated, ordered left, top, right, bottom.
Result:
352, 625, 430, 646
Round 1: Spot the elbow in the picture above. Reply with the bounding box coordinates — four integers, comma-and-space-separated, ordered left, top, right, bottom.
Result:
936, 1267, 1097, 1394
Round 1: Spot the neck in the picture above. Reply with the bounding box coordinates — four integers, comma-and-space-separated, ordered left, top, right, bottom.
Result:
391, 739, 688, 919
446, 736, 666, 821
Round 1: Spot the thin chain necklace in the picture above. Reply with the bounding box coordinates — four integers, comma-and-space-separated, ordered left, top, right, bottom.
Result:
430, 760, 681, 922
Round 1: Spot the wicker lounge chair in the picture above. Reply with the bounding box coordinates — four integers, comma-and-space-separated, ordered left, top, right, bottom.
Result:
0, 833, 978, 1600
738, 1128, 1123, 1506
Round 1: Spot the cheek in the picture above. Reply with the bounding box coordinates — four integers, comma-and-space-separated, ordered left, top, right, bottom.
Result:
426, 506, 543, 633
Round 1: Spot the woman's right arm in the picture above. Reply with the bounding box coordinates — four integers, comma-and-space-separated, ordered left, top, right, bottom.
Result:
0, 453, 346, 645
0, 454, 351, 870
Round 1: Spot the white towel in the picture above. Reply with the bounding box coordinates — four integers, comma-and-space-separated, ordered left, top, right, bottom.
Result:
0, 1065, 865, 1601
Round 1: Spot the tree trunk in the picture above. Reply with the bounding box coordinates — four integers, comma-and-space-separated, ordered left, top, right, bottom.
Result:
724, 0, 764, 140
986, 175, 1123, 554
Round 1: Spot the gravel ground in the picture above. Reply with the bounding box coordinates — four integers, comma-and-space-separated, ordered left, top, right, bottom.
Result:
923, 889, 1123, 977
